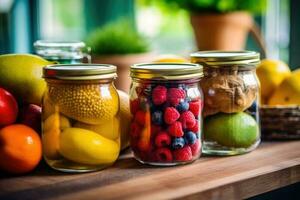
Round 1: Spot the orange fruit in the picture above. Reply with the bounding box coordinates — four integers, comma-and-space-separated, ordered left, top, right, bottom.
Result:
0, 124, 42, 174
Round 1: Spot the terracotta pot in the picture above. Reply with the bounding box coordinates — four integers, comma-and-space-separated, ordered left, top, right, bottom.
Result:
92, 53, 155, 93
190, 12, 254, 51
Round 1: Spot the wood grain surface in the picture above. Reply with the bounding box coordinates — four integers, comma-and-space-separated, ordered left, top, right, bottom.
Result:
0, 141, 299, 200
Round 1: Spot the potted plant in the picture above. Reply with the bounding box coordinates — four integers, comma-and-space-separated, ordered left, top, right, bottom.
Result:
86, 19, 154, 93
161, 0, 266, 51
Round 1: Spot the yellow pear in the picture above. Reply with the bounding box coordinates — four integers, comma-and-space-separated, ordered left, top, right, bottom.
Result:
268, 69, 300, 106
152, 54, 188, 63
117, 90, 132, 150
256, 59, 291, 104
0, 54, 54, 105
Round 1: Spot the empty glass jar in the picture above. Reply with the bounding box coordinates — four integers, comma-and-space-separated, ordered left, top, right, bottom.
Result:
42, 64, 120, 172
130, 63, 203, 166
34, 40, 90, 64
191, 51, 261, 155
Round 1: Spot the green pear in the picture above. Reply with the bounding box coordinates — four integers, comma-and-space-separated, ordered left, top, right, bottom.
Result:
0, 54, 54, 105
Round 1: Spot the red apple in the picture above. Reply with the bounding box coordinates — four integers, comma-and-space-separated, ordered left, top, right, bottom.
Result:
20, 104, 41, 133
0, 88, 18, 127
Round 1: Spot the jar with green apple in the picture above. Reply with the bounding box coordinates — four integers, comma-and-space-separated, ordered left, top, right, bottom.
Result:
34, 40, 90, 64
191, 51, 261, 155
42, 64, 120, 172
130, 63, 203, 166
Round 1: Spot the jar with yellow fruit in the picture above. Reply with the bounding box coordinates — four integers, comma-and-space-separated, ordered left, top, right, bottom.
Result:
42, 64, 120, 172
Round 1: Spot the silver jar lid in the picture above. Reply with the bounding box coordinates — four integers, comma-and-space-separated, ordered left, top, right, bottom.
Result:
130, 63, 203, 80
43, 64, 117, 80
190, 51, 260, 68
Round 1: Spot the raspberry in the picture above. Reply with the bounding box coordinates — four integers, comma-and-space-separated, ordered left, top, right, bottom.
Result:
155, 132, 171, 147
190, 139, 201, 156
164, 107, 180, 124
155, 148, 173, 162
151, 110, 163, 125
130, 99, 140, 115
168, 121, 184, 137
189, 99, 201, 117
130, 122, 142, 138
184, 131, 197, 145
152, 85, 167, 105
135, 110, 147, 126
188, 120, 199, 133
167, 88, 185, 106
151, 124, 162, 136
173, 146, 193, 162
171, 137, 185, 149
180, 111, 196, 129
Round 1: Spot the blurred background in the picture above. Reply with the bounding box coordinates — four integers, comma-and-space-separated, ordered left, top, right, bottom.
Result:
0, 0, 299, 69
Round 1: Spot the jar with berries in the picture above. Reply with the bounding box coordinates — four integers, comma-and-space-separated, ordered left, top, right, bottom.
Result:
129, 63, 203, 166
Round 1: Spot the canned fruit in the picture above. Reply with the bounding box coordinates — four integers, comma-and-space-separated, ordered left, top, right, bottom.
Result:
74, 116, 120, 140
204, 112, 259, 148
201, 74, 257, 116
48, 83, 119, 124
130, 84, 202, 164
43, 113, 70, 132
43, 126, 61, 159
59, 128, 119, 165
42, 112, 69, 159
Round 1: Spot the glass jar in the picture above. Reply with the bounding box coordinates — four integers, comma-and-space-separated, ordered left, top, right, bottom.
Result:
42, 64, 120, 172
34, 40, 90, 64
191, 51, 260, 155
130, 63, 203, 166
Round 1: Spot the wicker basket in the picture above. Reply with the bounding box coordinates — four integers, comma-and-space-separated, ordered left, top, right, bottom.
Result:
260, 105, 300, 140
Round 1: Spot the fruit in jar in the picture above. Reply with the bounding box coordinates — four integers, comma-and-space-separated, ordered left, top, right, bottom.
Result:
42, 112, 70, 159
152, 54, 188, 63
268, 69, 300, 106
19, 104, 41, 133
0, 124, 42, 174
256, 59, 291, 104
204, 112, 259, 148
74, 116, 120, 140
43, 112, 70, 132
0, 54, 54, 105
130, 84, 202, 163
48, 83, 119, 124
0, 88, 18, 127
59, 128, 119, 165
117, 90, 131, 150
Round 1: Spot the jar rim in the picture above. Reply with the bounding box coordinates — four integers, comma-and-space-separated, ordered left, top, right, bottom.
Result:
34, 40, 86, 48
190, 51, 260, 68
130, 63, 203, 80
43, 64, 117, 80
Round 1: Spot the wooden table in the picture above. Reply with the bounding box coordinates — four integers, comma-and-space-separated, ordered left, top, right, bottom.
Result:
0, 141, 300, 200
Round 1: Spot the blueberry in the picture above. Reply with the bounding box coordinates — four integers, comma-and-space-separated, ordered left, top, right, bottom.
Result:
248, 101, 258, 113
184, 131, 197, 144
176, 101, 189, 112
171, 137, 185, 149
151, 110, 163, 125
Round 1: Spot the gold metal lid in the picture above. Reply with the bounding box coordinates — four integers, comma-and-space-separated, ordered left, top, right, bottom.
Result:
43, 64, 117, 80
190, 51, 260, 67
130, 63, 203, 80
